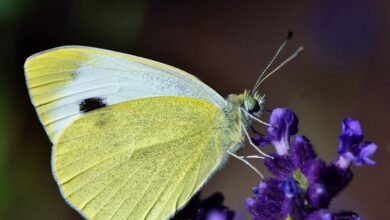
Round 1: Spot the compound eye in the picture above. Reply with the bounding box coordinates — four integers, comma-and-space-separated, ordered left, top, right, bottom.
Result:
249, 101, 260, 114
244, 96, 261, 113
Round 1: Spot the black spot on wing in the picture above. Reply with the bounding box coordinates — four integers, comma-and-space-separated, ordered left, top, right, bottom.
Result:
79, 97, 107, 113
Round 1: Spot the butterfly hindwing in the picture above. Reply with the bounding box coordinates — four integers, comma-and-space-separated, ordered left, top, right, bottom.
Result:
53, 96, 229, 220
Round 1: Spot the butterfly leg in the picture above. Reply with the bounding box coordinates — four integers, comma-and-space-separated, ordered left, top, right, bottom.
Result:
228, 150, 264, 178
241, 123, 274, 159
243, 155, 264, 159
241, 108, 271, 127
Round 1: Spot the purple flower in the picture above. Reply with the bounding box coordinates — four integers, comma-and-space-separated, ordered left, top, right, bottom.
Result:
306, 210, 361, 220
291, 135, 317, 168
203, 208, 234, 220
247, 179, 291, 220
322, 164, 353, 199
281, 178, 308, 219
173, 192, 234, 220
337, 118, 377, 169
301, 160, 354, 209
247, 177, 309, 220
247, 109, 377, 220
282, 177, 301, 199
333, 211, 361, 220
306, 209, 333, 220
301, 159, 326, 184
264, 154, 296, 179
252, 108, 298, 155
306, 183, 329, 208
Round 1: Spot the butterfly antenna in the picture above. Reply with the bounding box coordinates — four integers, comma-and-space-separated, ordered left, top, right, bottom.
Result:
250, 31, 294, 94
256, 46, 304, 87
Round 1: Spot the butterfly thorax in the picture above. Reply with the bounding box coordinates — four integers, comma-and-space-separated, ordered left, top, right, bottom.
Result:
221, 90, 265, 152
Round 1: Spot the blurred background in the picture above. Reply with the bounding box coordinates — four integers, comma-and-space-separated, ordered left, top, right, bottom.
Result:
0, 0, 389, 219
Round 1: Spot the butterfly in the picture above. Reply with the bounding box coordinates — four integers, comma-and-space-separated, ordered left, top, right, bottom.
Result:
24, 33, 302, 220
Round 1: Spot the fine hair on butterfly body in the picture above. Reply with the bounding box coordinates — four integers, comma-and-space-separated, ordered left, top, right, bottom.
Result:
221, 90, 265, 153
24, 32, 302, 220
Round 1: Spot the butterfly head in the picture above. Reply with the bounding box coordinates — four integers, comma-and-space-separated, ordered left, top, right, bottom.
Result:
241, 90, 265, 116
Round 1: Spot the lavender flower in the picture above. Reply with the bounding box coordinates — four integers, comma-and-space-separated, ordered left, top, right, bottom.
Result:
172, 192, 234, 220
246, 179, 291, 220
306, 210, 361, 220
336, 118, 377, 169
252, 109, 298, 155
248, 108, 377, 220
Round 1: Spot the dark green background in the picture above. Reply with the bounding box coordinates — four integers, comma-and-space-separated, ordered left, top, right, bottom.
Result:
1, 0, 389, 219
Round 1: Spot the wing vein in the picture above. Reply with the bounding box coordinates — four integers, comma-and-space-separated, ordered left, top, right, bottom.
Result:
110, 158, 168, 220
59, 147, 133, 184
35, 85, 117, 107
64, 148, 134, 196
91, 161, 144, 219
57, 129, 205, 171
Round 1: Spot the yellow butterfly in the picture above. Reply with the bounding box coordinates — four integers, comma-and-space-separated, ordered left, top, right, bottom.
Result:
24, 35, 302, 220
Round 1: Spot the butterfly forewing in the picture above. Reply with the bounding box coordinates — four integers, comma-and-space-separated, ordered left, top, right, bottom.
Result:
24, 46, 226, 143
